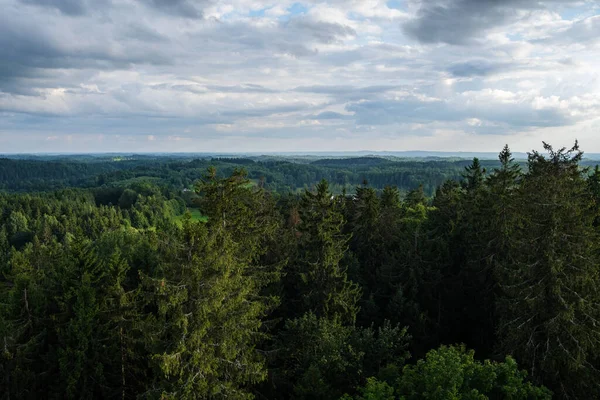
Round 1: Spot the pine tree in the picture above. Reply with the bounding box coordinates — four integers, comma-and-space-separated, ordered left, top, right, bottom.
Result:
0, 247, 49, 399
141, 171, 277, 399
467, 144, 522, 355
55, 243, 104, 399
586, 165, 600, 228
291, 180, 360, 324
195, 167, 278, 265
420, 179, 465, 349
404, 185, 426, 208
462, 157, 486, 192
349, 185, 382, 320
497, 142, 600, 398
380, 186, 401, 210
455, 150, 519, 357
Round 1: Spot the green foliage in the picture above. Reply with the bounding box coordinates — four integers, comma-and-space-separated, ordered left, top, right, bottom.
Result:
0, 154, 502, 194
140, 221, 267, 399
139, 170, 279, 399
462, 158, 486, 191
271, 313, 410, 400
341, 378, 395, 400
118, 188, 139, 209
275, 313, 361, 400
496, 142, 600, 398
396, 345, 551, 400
173, 208, 208, 226
344, 346, 550, 400
4, 144, 600, 399
290, 179, 361, 324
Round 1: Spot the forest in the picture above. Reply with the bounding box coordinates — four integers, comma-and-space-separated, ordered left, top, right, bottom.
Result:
0, 154, 510, 195
1, 142, 600, 399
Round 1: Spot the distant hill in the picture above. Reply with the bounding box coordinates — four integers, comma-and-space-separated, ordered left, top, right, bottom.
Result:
311, 157, 394, 167
5, 151, 600, 162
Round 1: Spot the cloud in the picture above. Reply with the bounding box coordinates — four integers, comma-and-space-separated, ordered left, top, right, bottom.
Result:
346, 90, 575, 131
0, 5, 174, 95
535, 14, 600, 45
310, 111, 353, 119
205, 84, 278, 93
447, 60, 515, 77
294, 85, 399, 94
285, 18, 356, 44
402, 0, 585, 45
137, 0, 205, 18
19, 0, 109, 16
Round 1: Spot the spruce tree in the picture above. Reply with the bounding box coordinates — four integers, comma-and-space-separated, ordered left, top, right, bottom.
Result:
349, 185, 382, 322
291, 180, 360, 324
497, 142, 600, 398
420, 179, 465, 348
141, 171, 276, 399
462, 157, 486, 191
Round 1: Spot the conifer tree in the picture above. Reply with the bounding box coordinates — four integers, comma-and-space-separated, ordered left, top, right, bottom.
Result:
462, 157, 486, 191
141, 171, 276, 399
196, 167, 278, 266
291, 180, 360, 324
586, 165, 600, 228
380, 186, 402, 210
350, 185, 382, 319
456, 154, 504, 356
497, 142, 600, 398
468, 144, 522, 354
0, 246, 50, 398
404, 185, 426, 208
420, 179, 464, 348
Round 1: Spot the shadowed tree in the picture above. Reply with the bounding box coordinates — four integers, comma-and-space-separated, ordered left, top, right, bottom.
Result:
497, 142, 600, 399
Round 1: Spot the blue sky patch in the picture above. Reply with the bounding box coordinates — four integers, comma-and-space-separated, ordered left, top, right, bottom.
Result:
386, 0, 403, 11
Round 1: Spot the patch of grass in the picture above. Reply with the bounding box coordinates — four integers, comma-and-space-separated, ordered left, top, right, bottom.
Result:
174, 207, 208, 225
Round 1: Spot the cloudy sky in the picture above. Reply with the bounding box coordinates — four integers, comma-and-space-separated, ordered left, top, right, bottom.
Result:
1, 0, 600, 153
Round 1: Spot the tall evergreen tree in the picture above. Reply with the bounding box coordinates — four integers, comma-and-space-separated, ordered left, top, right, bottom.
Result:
141, 170, 278, 399
462, 157, 486, 191
456, 152, 516, 357
349, 185, 382, 323
497, 142, 600, 398
586, 165, 600, 228
290, 180, 360, 324
419, 179, 465, 349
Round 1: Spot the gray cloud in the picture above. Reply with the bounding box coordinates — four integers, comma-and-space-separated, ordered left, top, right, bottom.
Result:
218, 103, 318, 118
0, 7, 174, 95
19, 0, 109, 16
347, 97, 457, 125
447, 60, 514, 77
137, 0, 205, 18
346, 95, 571, 129
186, 16, 356, 59
309, 111, 353, 119
205, 84, 278, 93
294, 85, 398, 94
285, 19, 356, 44
120, 24, 171, 43
293, 85, 401, 103
403, 0, 584, 45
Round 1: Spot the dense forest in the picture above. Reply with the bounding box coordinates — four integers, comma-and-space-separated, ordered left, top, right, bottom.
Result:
1, 142, 600, 399
0, 154, 508, 195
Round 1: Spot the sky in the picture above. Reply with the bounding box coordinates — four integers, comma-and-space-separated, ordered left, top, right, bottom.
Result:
1, 0, 600, 153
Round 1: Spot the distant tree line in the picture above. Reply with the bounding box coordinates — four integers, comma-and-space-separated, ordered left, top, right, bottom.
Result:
0, 155, 500, 195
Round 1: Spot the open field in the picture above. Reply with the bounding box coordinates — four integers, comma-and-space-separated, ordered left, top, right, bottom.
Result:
174, 207, 208, 225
